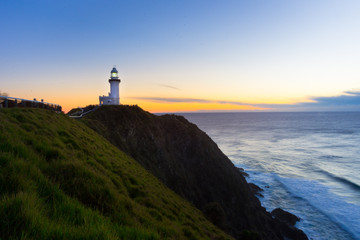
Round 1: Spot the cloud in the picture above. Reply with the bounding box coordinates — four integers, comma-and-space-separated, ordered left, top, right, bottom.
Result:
259, 91, 360, 111
130, 90, 360, 112
131, 97, 269, 110
344, 90, 360, 95
311, 91, 360, 106
298, 91, 360, 110
156, 84, 181, 90
132, 97, 254, 106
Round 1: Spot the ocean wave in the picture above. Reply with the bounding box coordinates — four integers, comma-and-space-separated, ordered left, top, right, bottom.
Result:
275, 176, 360, 240
319, 155, 344, 160
317, 168, 360, 192
336, 129, 356, 135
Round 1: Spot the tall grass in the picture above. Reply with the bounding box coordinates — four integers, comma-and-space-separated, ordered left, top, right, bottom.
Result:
0, 108, 232, 240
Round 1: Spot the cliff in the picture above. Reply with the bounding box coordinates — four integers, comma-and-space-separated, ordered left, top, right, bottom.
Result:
82, 105, 307, 240
0, 108, 231, 239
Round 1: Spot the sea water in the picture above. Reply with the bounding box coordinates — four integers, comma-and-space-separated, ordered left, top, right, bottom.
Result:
180, 112, 360, 240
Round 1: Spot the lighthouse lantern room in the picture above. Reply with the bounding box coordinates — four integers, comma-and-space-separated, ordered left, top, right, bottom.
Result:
99, 67, 121, 105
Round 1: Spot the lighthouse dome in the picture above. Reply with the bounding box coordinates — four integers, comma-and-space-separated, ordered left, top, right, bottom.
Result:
110, 67, 119, 79
111, 67, 118, 73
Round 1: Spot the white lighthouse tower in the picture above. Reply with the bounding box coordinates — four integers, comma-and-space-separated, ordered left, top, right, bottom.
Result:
99, 67, 121, 105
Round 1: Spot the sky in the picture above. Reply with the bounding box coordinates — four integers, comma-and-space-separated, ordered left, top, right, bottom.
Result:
1, 0, 360, 113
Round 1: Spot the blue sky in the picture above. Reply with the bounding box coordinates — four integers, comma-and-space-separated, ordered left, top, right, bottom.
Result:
1, 0, 360, 112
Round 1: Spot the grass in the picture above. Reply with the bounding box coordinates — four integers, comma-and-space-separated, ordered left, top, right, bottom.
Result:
0, 108, 232, 240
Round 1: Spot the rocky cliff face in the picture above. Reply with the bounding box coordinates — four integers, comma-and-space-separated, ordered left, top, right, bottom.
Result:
83, 105, 307, 240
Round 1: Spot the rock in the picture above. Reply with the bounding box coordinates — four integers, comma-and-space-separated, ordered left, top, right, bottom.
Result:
83, 105, 307, 240
276, 221, 308, 240
271, 208, 300, 226
271, 208, 308, 240
248, 183, 264, 197
237, 167, 249, 177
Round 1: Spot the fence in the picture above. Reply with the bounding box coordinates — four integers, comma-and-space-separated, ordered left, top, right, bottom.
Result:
0, 96, 62, 112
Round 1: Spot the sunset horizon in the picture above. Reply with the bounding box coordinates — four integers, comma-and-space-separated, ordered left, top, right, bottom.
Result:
1, 1, 360, 113
2, 1, 360, 239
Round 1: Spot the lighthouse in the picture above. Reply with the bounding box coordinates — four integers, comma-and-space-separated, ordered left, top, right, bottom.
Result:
99, 67, 121, 105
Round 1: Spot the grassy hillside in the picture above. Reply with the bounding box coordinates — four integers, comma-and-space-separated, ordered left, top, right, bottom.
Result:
81, 105, 308, 240
81, 106, 281, 240
0, 108, 232, 240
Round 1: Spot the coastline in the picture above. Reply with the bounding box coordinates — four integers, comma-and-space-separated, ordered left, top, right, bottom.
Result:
181, 111, 360, 240
82, 105, 308, 239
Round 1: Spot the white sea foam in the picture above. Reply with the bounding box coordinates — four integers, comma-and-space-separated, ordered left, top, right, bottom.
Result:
276, 176, 360, 240
244, 170, 357, 240
182, 112, 360, 240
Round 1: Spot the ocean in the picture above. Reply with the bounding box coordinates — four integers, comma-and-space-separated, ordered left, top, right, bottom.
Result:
180, 112, 360, 240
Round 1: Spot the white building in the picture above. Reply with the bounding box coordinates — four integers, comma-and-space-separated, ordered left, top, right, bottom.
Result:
99, 67, 121, 105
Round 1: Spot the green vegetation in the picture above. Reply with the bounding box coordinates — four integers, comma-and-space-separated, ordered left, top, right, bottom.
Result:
0, 108, 232, 240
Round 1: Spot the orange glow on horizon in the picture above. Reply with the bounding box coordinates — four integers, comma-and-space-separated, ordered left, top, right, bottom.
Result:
6, 80, 317, 114
121, 100, 268, 113
54, 93, 314, 114
60, 99, 269, 113
29, 94, 317, 114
